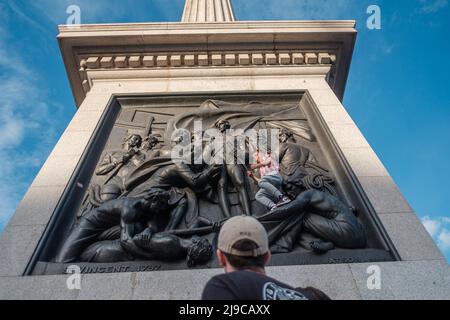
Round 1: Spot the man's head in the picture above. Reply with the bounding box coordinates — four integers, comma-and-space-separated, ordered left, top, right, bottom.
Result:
215, 119, 231, 133
124, 134, 143, 148
143, 134, 160, 150
141, 188, 171, 212
279, 129, 294, 144
217, 216, 271, 273
187, 237, 213, 268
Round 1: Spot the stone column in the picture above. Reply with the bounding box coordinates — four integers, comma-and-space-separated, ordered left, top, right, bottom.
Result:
182, 0, 235, 22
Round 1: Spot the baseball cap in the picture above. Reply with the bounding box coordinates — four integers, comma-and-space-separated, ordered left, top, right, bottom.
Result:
218, 216, 269, 257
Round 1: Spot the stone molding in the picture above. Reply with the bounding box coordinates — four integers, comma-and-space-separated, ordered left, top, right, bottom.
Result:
78, 52, 335, 93
80, 52, 334, 70
58, 21, 356, 107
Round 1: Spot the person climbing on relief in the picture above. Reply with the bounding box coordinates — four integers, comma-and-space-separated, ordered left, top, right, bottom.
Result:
248, 148, 291, 211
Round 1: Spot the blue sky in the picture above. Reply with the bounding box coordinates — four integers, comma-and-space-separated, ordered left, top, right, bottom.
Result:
0, 0, 449, 262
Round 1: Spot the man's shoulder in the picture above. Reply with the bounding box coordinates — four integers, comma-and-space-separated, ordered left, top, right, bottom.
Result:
221, 271, 330, 300
202, 273, 240, 300
203, 271, 330, 301
206, 271, 279, 291
204, 271, 265, 290
206, 271, 253, 284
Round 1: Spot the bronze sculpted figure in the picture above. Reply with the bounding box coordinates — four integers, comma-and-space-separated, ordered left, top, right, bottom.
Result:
208, 119, 252, 218
96, 134, 146, 188
80, 134, 146, 214
54, 98, 369, 270
140, 134, 163, 159
57, 188, 212, 266
258, 188, 366, 254
278, 129, 337, 199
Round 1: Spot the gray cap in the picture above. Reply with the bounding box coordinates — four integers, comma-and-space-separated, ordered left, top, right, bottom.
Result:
218, 216, 269, 257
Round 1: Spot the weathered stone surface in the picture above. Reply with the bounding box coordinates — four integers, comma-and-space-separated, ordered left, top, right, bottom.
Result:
328, 124, 371, 148
83, 52, 339, 70
265, 53, 277, 65
198, 54, 209, 66
308, 88, 342, 106
8, 186, 64, 227
211, 54, 222, 65
114, 56, 127, 68
317, 104, 355, 125
225, 54, 236, 65
133, 269, 222, 300
128, 56, 141, 68
31, 155, 79, 187
279, 53, 291, 65
142, 56, 155, 67
358, 176, 413, 213
305, 53, 318, 64
341, 148, 389, 177
49, 131, 92, 157
156, 56, 169, 67
59, 20, 357, 105
0, 275, 79, 300
379, 213, 444, 261
184, 55, 195, 66
0, 265, 358, 300
292, 53, 304, 64
77, 93, 111, 112
100, 57, 114, 68
77, 273, 136, 300
170, 55, 182, 67
252, 53, 264, 65
82, 80, 90, 93
252, 76, 327, 91
66, 110, 104, 132
1, 260, 448, 299
318, 53, 332, 64
86, 57, 99, 69
0, 225, 45, 276
238, 54, 250, 65
350, 261, 450, 300
267, 264, 361, 300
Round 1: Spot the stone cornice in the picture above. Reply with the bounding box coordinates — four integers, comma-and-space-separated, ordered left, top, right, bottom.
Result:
58, 20, 356, 33
81, 52, 335, 70
58, 21, 356, 107
78, 52, 335, 93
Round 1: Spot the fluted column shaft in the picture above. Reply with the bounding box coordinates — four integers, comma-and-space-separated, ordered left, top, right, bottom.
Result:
182, 0, 235, 22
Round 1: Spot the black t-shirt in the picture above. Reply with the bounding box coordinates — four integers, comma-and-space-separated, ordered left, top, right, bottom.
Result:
202, 271, 331, 300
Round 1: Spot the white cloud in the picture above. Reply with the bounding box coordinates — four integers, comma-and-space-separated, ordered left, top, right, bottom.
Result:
422, 216, 442, 238
0, 9, 65, 230
0, 0, 185, 233
438, 229, 450, 250
419, 0, 449, 14
421, 216, 450, 254
4, 0, 51, 35
0, 119, 25, 150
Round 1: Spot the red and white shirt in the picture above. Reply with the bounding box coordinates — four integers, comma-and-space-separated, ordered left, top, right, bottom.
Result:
255, 152, 280, 177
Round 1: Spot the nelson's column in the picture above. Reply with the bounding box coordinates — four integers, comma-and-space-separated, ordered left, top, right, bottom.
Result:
0, 0, 448, 300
